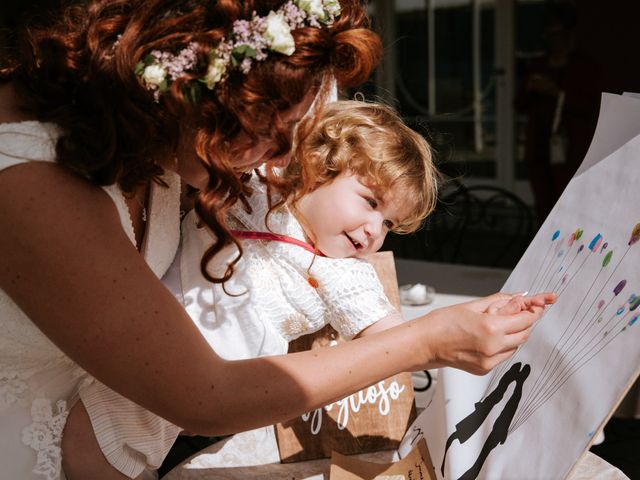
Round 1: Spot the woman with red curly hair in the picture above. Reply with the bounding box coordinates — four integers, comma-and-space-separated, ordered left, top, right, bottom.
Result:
0, 1, 546, 478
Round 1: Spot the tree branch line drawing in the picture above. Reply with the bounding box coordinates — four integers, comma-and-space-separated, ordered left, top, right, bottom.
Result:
441, 222, 640, 480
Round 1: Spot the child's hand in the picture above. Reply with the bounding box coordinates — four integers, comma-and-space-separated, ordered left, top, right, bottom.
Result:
486, 292, 556, 315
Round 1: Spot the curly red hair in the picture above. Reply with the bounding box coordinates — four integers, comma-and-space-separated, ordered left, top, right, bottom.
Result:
1, 0, 381, 282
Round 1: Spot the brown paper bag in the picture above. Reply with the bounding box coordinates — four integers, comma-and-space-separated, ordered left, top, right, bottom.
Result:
275, 252, 417, 462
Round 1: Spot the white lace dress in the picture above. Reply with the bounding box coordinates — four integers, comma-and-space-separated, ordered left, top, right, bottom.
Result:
176, 174, 398, 358
0, 121, 181, 479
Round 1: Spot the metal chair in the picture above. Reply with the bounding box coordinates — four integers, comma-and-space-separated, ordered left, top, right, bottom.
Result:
384, 183, 535, 269
429, 184, 534, 268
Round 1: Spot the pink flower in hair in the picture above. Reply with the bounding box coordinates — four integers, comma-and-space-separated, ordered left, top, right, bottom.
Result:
136, 0, 342, 100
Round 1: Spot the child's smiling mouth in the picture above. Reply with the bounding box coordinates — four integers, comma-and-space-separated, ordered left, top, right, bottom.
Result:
344, 232, 363, 251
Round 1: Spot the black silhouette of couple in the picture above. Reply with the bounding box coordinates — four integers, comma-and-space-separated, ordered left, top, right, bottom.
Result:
441, 362, 530, 480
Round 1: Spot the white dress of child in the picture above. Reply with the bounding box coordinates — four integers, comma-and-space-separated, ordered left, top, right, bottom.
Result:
0, 121, 181, 479
176, 173, 398, 358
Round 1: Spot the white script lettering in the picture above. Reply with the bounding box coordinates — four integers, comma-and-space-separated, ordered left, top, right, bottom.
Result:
301, 379, 405, 435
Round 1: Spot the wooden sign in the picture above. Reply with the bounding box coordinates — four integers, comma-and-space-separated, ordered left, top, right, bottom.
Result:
275, 252, 417, 463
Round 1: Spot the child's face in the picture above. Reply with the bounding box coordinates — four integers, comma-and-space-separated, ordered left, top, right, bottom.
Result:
295, 173, 408, 259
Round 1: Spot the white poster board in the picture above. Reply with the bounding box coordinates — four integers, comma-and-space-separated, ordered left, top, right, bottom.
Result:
399, 93, 640, 480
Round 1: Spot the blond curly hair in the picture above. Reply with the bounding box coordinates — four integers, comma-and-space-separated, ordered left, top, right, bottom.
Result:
270, 100, 439, 233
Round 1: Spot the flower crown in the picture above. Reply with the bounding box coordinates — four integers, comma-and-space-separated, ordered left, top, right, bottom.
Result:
136, 0, 341, 101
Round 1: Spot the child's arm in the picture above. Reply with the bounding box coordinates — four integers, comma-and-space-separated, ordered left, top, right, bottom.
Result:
487, 292, 556, 315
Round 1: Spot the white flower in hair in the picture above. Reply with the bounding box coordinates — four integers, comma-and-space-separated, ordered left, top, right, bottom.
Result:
203, 57, 227, 89
298, 0, 327, 21
142, 64, 167, 87
265, 11, 296, 56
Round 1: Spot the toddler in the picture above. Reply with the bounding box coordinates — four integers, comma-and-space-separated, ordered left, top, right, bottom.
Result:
171, 100, 442, 361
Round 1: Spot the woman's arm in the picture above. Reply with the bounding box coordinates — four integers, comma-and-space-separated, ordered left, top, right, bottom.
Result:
355, 312, 404, 337
0, 162, 543, 435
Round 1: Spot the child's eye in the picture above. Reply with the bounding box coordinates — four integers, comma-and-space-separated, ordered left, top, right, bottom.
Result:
383, 219, 394, 229
366, 197, 378, 209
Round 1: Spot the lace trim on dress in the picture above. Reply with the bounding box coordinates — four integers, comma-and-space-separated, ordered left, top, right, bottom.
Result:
0, 369, 28, 410
21, 398, 69, 480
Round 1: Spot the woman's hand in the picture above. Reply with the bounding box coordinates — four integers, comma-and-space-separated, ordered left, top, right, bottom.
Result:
415, 293, 549, 375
